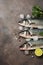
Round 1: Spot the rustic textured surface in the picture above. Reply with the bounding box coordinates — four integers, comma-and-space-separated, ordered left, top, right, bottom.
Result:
0, 0, 43, 65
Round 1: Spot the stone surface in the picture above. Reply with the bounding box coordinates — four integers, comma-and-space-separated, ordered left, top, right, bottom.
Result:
0, 0, 43, 65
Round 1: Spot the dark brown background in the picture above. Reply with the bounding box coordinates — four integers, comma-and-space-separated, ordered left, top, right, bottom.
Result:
0, 0, 43, 65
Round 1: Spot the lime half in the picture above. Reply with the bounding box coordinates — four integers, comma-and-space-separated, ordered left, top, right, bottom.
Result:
35, 48, 43, 56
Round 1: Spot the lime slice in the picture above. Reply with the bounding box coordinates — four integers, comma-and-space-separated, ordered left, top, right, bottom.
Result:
35, 48, 43, 56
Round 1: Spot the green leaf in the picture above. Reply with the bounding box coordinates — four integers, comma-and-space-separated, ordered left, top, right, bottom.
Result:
32, 5, 43, 18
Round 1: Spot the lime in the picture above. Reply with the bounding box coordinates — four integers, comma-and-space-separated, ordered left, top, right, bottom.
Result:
35, 48, 43, 56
